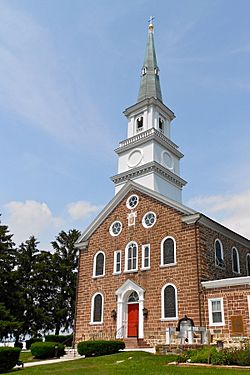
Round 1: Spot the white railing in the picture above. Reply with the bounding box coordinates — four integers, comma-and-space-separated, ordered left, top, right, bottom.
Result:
119, 128, 177, 149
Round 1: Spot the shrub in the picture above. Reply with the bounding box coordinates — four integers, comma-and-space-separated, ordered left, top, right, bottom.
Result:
0, 347, 21, 373
26, 337, 43, 350
211, 348, 233, 365
77, 340, 125, 357
31, 342, 65, 359
45, 334, 73, 346
188, 346, 217, 364
14, 341, 23, 349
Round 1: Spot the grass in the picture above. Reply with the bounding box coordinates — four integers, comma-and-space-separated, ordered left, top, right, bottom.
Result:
7, 351, 249, 374
19, 352, 39, 363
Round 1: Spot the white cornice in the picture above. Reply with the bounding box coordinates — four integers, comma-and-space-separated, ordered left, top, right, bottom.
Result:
111, 161, 187, 188
76, 180, 195, 245
202, 276, 250, 289
182, 213, 250, 247
123, 97, 175, 120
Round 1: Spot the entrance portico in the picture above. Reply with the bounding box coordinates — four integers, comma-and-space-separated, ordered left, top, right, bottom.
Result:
115, 279, 145, 339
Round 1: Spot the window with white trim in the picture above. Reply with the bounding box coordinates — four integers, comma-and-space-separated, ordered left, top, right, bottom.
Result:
125, 242, 138, 272
215, 239, 225, 268
91, 293, 103, 324
208, 298, 225, 326
161, 283, 178, 320
113, 250, 121, 274
158, 117, 164, 132
141, 244, 150, 270
93, 251, 105, 278
109, 221, 122, 237
161, 236, 176, 266
126, 195, 139, 209
232, 247, 240, 274
247, 254, 250, 276
142, 211, 156, 228
136, 116, 144, 132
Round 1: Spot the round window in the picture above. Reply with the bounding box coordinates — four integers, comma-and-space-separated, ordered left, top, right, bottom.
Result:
142, 212, 156, 228
109, 221, 122, 236
126, 195, 139, 209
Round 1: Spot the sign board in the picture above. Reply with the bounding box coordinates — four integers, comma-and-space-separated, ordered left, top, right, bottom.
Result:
231, 315, 244, 336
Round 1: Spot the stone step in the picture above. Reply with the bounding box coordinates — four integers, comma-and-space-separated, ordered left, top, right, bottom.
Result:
124, 338, 151, 349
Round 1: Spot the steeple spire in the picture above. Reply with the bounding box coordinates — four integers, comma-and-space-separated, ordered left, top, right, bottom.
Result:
137, 17, 163, 103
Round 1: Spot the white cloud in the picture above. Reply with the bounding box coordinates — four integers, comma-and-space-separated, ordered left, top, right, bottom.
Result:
68, 201, 102, 220
5, 200, 63, 249
188, 190, 250, 239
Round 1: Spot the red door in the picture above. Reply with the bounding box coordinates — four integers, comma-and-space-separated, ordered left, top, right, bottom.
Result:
127, 303, 139, 337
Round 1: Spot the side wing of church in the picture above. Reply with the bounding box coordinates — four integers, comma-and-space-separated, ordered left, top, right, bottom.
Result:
74, 21, 250, 348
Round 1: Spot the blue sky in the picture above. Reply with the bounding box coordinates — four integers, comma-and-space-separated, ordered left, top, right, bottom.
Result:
1, 0, 250, 249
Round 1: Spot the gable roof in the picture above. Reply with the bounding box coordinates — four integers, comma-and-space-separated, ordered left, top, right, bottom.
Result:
75, 180, 196, 247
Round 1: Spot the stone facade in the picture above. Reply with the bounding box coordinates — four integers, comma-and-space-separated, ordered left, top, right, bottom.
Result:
74, 186, 250, 346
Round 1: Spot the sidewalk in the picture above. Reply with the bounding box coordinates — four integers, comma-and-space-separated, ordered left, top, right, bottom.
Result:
16, 356, 83, 368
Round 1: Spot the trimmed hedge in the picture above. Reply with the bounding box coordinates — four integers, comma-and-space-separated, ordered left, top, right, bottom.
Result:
77, 340, 125, 357
31, 342, 65, 359
0, 347, 21, 373
45, 334, 73, 346
26, 337, 43, 350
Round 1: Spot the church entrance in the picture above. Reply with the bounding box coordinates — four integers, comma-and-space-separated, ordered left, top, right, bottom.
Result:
115, 279, 145, 339
127, 291, 139, 337
127, 303, 139, 337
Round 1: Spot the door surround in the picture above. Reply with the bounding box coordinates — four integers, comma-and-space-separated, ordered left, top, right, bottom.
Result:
115, 279, 145, 339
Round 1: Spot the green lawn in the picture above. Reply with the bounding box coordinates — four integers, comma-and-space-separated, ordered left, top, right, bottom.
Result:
8, 351, 249, 374
19, 352, 39, 363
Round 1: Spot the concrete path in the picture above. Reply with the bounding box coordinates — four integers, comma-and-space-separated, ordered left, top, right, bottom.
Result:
16, 356, 83, 368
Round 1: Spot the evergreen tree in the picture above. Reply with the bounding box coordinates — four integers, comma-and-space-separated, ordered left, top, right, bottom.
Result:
51, 229, 80, 334
0, 217, 16, 308
0, 303, 21, 341
15, 236, 41, 337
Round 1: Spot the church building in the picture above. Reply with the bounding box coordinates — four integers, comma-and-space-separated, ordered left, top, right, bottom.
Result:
74, 21, 250, 348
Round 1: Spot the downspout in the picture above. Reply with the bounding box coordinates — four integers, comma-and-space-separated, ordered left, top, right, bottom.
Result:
194, 220, 203, 328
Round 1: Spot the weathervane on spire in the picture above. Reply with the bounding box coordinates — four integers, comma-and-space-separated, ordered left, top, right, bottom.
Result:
148, 16, 155, 31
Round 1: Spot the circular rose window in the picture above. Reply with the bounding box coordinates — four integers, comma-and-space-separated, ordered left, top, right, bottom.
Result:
126, 195, 139, 209
142, 212, 156, 228
109, 221, 122, 236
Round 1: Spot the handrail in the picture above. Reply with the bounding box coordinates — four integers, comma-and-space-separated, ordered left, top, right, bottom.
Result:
115, 325, 125, 339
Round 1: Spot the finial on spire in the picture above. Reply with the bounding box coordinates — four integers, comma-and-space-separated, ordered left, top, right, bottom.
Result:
148, 16, 155, 31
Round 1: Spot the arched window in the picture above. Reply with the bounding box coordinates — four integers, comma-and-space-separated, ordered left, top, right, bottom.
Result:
136, 116, 143, 132
246, 254, 250, 276
161, 237, 176, 266
161, 284, 178, 320
214, 239, 225, 268
91, 293, 103, 324
232, 247, 240, 274
93, 251, 105, 277
125, 242, 138, 272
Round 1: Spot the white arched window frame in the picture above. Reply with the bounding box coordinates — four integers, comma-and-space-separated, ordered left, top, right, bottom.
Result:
93, 251, 105, 278
161, 283, 178, 321
232, 247, 240, 274
246, 254, 250, 276
124, 241, 138, 273
214, 239, 225, 268
90, 292, 104, 324
160, 236, 176, 267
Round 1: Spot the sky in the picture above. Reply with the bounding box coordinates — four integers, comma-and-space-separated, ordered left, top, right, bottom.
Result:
1, 0, 250, 250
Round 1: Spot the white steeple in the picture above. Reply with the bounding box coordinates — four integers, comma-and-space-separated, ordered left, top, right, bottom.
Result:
111, 20, 187, 203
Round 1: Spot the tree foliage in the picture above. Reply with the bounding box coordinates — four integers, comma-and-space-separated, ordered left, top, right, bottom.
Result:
0, 214, 81, 339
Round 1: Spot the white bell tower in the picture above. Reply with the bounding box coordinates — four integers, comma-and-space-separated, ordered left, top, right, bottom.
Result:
111, 20, 187, 203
